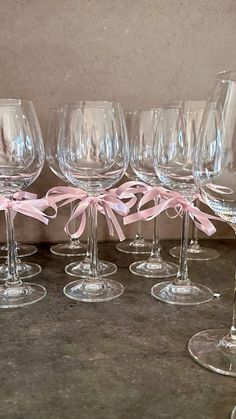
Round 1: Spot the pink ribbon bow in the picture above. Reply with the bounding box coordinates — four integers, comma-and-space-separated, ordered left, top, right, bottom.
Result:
47, 186, 130, 241
0, 196, 56, 225
124, 189, 220, 236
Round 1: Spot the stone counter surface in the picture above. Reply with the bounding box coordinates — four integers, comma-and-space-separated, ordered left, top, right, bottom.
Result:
1, 240, 236, 419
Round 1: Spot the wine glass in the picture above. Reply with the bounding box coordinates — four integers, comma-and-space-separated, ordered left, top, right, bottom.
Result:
0, 99, 46, 308
129, 109, 178, 278
188, 70, 236, 375
168, 101, 219, 261
116, 111, 152, 254
47, 107, 117, 277
58, 101, 129, 302
152, 104, 214, 304
47, 107, 86, 257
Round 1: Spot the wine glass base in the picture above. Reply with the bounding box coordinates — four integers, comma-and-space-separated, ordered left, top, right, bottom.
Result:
129, 260, 178, 278
0, 262, 42, 281
63, 278, 124, 302
50, 242, 86, 257
65, 260, 117, 278
188, 329, 236, 377
169, 245, 219, 261
0, 244, 37, 259
116, 239, 153, 254
151, 281, 214, 305
0, 282, 46, 308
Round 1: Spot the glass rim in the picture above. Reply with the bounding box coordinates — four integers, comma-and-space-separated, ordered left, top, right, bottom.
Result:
216, 70, 236, 82
0, 98, 34, 106
63, 100, 122, 109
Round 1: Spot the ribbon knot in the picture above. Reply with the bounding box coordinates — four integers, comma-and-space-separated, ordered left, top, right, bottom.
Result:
47, 186, 131, 241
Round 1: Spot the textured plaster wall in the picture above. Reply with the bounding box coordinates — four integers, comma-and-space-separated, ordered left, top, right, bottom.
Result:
0, 0, 236, 243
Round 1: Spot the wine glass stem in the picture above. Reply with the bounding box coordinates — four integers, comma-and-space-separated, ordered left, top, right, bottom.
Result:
5, 207, 21, 285
149, 216, 161, 259
175, 210, 189, 285
230, 267, 236, 340
136, 193, 143, 240
90, 201, 98, 278
69, 202, 81, 248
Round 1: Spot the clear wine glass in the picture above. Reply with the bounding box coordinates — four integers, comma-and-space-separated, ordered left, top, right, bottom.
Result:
129, 109, 178, 278
188, 70, 236, 376
0, 99, 46, 308
58, 101, 129, 302
151, 104, 214, 304
168, 101, 219, 261
116, 111, 152, 254
47, 107, 86, 257
47, 107, 117, 277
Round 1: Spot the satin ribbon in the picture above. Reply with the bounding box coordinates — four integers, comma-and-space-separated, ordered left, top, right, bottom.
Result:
0, 196, 56, 225
47, 186, 131, 241
124, 190, 220, 236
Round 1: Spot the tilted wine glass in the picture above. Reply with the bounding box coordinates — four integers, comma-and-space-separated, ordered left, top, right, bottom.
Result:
58, 101, 129, 302
188, 70, 236, 376
152, 104, 214, 305
0, 99, 46, 308
169, 101, 219, 261
129, 109, 178, 278
47, 107, 117, 277
116, 111, 152, 254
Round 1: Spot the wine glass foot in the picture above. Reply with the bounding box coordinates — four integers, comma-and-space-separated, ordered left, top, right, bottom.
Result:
129, 260, 178, 278
169, 245, 219, 261
116, 239, 153, 254
0, 282, 46, 308
151, 281, 214, 305
65, 260, 117, 277
0, 262, 42, 281
63, 278, 124, 302
0, 243, 37, 259
50, 242, 86, 257
188, 329, 236, 377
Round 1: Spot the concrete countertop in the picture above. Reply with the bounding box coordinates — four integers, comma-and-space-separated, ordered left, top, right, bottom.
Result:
1, 240, 236, 419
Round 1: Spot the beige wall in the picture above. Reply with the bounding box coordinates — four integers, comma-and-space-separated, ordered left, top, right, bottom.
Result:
1, 0, 236, 243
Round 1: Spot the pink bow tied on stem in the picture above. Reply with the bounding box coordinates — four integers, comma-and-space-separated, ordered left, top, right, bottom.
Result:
0, 196, 57, 225
46, 186, 131, 241
65, 193, 130, 241
124, 187, 220, 236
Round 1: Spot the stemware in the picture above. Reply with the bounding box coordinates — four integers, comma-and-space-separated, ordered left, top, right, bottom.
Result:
47, 107, 117, 277
58, 101, 129, 302
129, 109, 178, 278
168, 101, 219, 261
0, 99, 46, 308
47, 107, 86, 257
116, 111, 152, 254
151, 103, 214, 304
188, 70, 236, 376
